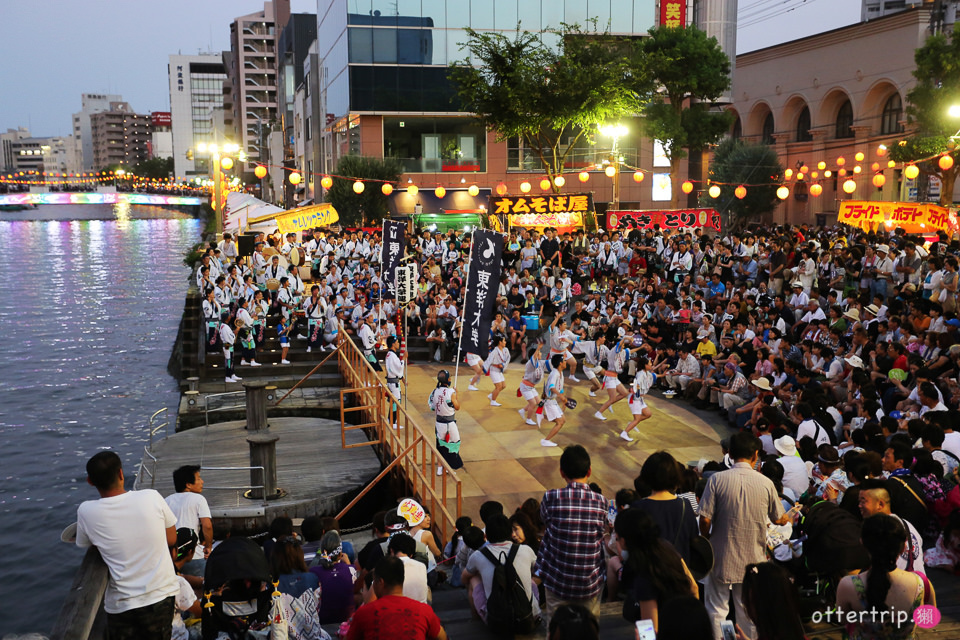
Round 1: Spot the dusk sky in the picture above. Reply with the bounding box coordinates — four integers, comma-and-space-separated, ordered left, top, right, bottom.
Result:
1, 0, 862, 137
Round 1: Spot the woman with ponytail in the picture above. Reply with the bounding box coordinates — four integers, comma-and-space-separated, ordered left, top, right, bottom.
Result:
836, 513, 935, 640
614, 508, 698, 633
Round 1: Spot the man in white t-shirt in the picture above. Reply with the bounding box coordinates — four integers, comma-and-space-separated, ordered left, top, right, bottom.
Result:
795, 403, 831, 447
76, 451, 179, 639
165, 465, 213, 577
388, 533, 430, 603
774, 436, 811, 499
463, 513, 540, 626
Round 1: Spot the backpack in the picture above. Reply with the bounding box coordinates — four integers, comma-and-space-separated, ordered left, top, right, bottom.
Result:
480, 544, 537, 636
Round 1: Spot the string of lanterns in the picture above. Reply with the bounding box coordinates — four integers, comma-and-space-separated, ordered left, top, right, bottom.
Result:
247, 141, 951, 202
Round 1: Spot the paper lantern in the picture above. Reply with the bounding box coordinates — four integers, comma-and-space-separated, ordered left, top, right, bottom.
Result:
520, 181, 531, 193
784, 168, 793, 179
842, 179, 857, 194
407, 184, 418, 195
817, 161, 826, 170
467, 184, 480, 196
872, 174, 886, 188
904, 164, 919, 180
836, 156, 846, 166
435, 186, 445, 198
681, 180, 694, 194
289, 172, 302, 185
578, 171, 590, 183
797, 173, 805, 181
824, 170, 832, 178
777, 185, 790, 200
554, 175, 565, 188
735, 185, 747, 199
320, 176, 333, 189
809, 183, 823, 197
496, 182, 508, 196
254, 165, 267, 179
540, 178, 551, 191
381, 183, 393, 196
633, 171, 644, 183
352, 180, 364, 194
811, 171, 819, 179
838, 169, 847, 177
605, 165, 616, 177
708, 185, 721, 198
855, 151, 865, 162
853, 166, 862, 174
877, 145, 888, 157
940, 155, 954, 171
871, 162, 880, 171
800, 165, 809, 174
220, 157, 234, 170
887, 160, 896, 169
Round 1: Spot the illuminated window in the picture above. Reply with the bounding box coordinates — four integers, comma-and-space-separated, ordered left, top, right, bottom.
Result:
652, 173, 671, 201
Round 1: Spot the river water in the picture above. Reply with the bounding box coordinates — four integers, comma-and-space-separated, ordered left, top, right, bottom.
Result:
0, 203, 201, 635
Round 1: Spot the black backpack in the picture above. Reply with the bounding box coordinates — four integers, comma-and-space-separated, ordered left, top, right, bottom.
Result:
480, 544, 538, 636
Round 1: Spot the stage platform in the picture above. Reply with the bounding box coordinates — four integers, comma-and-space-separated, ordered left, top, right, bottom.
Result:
402, 361, 726, 520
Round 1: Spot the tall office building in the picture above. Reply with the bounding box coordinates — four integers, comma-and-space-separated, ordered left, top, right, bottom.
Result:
72, 93, 123, 171
168, 54, 229, 179
89, 101, 151, 170
227, 0, 290, 174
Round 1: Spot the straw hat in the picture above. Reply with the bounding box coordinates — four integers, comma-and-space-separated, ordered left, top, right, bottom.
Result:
843, 308, 861, 322
864, 304, 881, 316
752, 377, 773, 391
844, 355, 864, 369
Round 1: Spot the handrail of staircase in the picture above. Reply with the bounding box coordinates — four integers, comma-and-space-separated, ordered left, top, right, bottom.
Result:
274, 343, 341, 405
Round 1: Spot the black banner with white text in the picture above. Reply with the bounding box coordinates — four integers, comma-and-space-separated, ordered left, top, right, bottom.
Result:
380, 220, 406, 299
459, 229, 504, 359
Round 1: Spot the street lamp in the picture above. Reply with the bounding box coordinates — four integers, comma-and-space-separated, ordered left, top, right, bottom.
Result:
193, 140, 240, 235
599, 124, 628, 209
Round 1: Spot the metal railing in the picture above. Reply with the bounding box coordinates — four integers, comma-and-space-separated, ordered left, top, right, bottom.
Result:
204, 390, 248, 427
200, 465, 268, 507
334, 326, 463, 547
135, 407, 171, 490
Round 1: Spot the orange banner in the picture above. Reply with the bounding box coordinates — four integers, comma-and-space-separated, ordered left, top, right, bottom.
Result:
837, 201, 958, 234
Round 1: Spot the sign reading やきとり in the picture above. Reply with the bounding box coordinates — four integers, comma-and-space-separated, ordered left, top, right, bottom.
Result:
607, 208, 722, 233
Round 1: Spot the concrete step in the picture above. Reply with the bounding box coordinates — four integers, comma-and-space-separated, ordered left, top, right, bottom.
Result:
430, 587, 636, 639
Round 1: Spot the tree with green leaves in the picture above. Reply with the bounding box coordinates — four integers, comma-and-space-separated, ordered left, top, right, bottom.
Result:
449, 23, 643, 192
633, 26, 733, 208
701, 138, 783, 229
888, 31, 960, 205
134, 156, 174, 180
323, 156, 402, 227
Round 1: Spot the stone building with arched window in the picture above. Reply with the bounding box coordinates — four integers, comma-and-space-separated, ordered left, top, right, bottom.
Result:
726, 6, 940, 225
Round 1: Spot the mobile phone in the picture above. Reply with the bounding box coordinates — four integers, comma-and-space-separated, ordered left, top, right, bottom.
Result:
720, 620, 737, 640
635, 619, 656, 640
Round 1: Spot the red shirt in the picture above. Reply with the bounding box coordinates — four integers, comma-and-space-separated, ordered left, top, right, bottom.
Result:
346, 595, 443, 640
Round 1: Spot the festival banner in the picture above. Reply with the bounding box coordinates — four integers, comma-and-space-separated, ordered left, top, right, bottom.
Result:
659, 0, 687, 28
459, 229, 504, 360
837, 201, 958, 234
272, 202, 339, 234
381, 219, 406, 300
606, 208, 722, 233
488, 193, 594, 216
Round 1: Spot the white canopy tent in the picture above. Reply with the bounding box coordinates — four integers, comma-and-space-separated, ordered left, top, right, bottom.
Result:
223, 193, 283, 235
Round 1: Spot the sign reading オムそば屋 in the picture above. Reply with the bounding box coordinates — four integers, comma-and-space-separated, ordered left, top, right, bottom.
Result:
488, 193, 594, 216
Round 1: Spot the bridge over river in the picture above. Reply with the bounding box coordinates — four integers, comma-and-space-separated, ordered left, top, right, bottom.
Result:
0, 191, 203, 207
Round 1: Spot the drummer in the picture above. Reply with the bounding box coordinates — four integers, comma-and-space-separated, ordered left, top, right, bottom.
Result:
280, 232, 298, 259
287, 264, 305, 297
276, 277, 299, 334
265, 255, 285, 302
303, 284, 326, 354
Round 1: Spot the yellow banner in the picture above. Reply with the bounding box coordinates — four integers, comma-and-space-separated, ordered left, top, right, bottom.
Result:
837, 201, 956, 234
250, 203, 339, 233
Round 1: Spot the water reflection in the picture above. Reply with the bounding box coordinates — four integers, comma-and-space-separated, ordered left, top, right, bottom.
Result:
0, 204, 201, 634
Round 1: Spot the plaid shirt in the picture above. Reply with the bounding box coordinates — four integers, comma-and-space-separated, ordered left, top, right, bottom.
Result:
535, 481, 607, 599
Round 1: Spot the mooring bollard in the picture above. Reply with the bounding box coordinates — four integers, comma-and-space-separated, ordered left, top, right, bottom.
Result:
247, 433, 279, 500
243, 380, 268, 431
186, 376, 200, 392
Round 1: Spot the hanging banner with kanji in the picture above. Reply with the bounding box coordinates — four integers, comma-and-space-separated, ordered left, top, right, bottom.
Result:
380, 219, 406, 300
459, 229, 504, 360
606, 209, 722, 233
659, 0, 687, 28
837, 201, 958, 234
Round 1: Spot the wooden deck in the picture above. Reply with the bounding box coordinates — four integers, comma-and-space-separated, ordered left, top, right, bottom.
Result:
139, 417, 382, 531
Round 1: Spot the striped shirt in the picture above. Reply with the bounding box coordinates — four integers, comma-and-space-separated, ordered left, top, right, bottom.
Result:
699, 462, 784, 583
536, 482, 607, 599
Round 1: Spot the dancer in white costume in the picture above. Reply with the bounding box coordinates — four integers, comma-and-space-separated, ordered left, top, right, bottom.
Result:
485, 334, 510, 406
620, 357, 655, 442
518, 343, 546, 426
